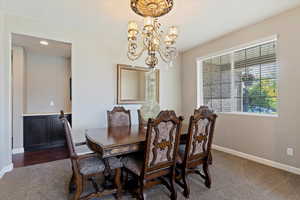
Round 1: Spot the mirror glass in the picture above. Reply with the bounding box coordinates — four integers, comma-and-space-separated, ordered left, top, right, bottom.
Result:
117, 65, 159, 104
121, 69, 146, 101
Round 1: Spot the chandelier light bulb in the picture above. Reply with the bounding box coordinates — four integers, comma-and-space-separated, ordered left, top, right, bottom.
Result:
164, 35, 173, 46
144, 16, 154, 32
128, 21, 139, 36
168, 26, 178, 40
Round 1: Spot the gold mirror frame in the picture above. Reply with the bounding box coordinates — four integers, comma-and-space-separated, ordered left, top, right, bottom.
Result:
117, 64, 160, 104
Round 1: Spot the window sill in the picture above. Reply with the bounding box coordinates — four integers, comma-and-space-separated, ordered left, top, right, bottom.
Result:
217, 112, 279, 118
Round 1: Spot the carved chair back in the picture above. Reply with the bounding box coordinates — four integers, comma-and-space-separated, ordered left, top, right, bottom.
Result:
60, 111, 79, 172
194, 106, 213, 115
142, 111, 184, 176
107, 106, 131, 128
183, 109, 217, 167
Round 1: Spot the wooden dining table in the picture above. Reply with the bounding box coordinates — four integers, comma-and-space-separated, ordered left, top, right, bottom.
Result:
85, 124, 189, 159
80, 124, 188, 198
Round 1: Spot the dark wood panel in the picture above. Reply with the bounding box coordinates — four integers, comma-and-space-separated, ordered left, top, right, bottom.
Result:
24, 117, 48, 151
24, 114, 71, 152
49, 115, 66, 144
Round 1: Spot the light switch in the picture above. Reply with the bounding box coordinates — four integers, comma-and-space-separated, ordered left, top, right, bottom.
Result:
287, 148, 294, 156
50, 100, 55, 107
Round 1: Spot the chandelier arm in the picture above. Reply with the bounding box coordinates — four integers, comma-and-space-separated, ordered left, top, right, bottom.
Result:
158, 47, 172, 63
127, 46, 146, 60
143, 36, 150, 49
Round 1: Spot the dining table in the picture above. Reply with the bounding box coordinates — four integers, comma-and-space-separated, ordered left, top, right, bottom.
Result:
85, 124, 189, 159
72, 124, 188, 196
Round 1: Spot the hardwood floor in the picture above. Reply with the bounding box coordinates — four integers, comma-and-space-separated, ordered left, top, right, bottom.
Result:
12, 147, 69, 168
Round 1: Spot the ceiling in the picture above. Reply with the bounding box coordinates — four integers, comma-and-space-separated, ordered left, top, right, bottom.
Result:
12, 33, 71, 58
3, 0, 300, 52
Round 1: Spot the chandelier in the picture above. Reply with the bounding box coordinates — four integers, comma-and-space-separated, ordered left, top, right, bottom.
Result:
127, 0, 179, 68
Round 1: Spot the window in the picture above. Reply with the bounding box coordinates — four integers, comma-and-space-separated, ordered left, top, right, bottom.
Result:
201, 40, 279, 115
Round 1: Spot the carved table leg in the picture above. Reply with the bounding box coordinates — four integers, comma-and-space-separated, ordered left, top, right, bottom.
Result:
103, 158, 114, 189
114, 168, 122, 199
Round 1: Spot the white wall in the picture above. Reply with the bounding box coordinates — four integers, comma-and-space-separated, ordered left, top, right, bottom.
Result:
12, 46, 25, 150
0, 10, 182, 175
0, 11, 13, 176
25, 52, 71, 114
182, 6, 300, 168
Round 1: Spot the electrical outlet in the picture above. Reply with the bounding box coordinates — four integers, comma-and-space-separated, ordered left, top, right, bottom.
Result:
287, 148, 294, 156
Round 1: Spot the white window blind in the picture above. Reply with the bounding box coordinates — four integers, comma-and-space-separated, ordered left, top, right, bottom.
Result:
201, 41, 278, 115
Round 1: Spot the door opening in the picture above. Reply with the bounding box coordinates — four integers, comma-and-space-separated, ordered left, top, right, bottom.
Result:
11, 33, 72, 167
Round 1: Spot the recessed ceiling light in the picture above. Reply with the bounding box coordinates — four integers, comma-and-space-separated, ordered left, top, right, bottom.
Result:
40, 40, 49, 46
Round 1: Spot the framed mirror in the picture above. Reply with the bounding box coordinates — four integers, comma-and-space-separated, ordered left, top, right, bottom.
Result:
117, 64, 159, 104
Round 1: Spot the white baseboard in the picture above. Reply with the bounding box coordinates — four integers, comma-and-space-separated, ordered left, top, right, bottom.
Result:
0, 163, 13, 179
212, 144, 300, 175
12, 148, 24, 154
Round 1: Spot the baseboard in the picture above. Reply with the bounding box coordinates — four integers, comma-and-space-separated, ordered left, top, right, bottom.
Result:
0, 163, 13, 179
12, 148, 24, 154
212, 144, 300, 175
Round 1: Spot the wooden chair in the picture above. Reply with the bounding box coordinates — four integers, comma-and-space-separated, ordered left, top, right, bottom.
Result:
194, 105, 214, 116
107, 106, 131, 128
122, 111, 184, 200
194, 106, 215, 165
176, 109, 217, 198
60, 113, 122, 200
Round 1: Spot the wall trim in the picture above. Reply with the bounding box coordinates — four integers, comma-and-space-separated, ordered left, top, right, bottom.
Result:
0, 163, 13, 179
212, 144, 300, 175
12, 147, 24, 154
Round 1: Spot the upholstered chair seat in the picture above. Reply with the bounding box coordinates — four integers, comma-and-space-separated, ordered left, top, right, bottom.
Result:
106, 157, 123, 169
122, 155, 143, 176
79, 157, 106, 175
78, 157, 122, 176
177, 144, 206, 164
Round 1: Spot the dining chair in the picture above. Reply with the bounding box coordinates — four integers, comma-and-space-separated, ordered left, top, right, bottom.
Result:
176, 109, 217, 198
122, 110, 184, 200
107, 106, 131, 128
194, 105, 214, 115
194, 106, 215, 165
60, 112, 122, 200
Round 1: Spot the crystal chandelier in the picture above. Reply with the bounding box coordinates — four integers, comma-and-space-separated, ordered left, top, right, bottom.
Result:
127, 0, 179, 68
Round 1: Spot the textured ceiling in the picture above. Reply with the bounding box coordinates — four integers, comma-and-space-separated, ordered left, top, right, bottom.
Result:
3, 0, 300, 52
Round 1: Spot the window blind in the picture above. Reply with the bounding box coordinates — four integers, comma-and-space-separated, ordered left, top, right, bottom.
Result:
202, 41, 279, 114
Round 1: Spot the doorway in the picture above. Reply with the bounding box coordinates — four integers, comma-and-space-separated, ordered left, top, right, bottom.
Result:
11, 33, 72, 167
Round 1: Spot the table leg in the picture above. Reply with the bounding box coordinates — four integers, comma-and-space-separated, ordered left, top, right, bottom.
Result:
114, 168, 122, 199
103, 158, 114, 189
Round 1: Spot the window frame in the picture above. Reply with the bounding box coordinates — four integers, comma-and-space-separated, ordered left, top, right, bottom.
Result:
197, 35, 279, 117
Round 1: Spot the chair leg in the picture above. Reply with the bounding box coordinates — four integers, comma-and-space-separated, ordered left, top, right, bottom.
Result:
182, 168, 190, 198
170, 171, 177, 200
208, 152, 213, 165
73, 176, 83, 200
203, 161, 211, 188
124, 170, 129, 185
69, 172, 76, 193
138, 178, 145, 200
114, 168, 122, 200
